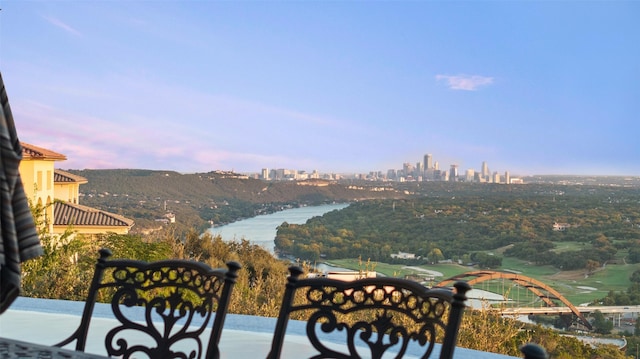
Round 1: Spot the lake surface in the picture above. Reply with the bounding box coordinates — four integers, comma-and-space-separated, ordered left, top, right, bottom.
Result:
208, 203, 349, 252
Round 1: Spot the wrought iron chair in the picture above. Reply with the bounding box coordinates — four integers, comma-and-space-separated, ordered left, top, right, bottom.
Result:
267, 267, 470, 359
55, 248, 241, 359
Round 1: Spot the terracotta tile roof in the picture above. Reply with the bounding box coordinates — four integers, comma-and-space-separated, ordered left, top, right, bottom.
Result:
21, 142, 67, 161
54, 202, 134, 228
54, 169, 88, 184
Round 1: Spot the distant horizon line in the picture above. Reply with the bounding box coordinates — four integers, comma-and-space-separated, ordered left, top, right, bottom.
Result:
60, 167, 640, 178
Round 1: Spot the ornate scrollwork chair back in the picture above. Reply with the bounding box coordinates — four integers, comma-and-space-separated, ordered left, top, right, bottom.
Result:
267, 266, 470, 359
55, 248, 241, 359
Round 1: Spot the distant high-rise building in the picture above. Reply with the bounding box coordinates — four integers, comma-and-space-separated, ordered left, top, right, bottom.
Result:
434, 161, 439, 171
504, 171, 510, 184
274, 168, 286, 180
481, 161, 489, 178
425, 168, 435, 181
465, 169, 475, 182
449, 165, 458, 182
403, 162, 413, 178
424, 154, 433, 170
493, 171, 501, 183
261, 168, 269, 180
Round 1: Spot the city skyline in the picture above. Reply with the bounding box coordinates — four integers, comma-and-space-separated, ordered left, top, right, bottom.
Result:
1, 2, 638, 176
259, 153, 517, 183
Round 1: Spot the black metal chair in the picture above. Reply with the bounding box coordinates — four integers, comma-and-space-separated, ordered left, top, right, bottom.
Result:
267, 267, 471, 359
55, 248, 241, 359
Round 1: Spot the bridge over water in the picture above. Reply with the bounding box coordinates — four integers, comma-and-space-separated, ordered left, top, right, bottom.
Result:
436, 270, 638, 331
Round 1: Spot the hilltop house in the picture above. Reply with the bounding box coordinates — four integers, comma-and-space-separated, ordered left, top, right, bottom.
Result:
390, 251, 417, 260
553, 222, 571, 231
19, 142, 134, 237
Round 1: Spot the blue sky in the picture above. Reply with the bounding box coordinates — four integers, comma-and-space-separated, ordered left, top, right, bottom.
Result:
1, 1, 638, 176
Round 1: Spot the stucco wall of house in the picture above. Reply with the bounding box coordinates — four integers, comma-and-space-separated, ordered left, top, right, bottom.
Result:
54, 182, 80, 204
19, 158, 55, 233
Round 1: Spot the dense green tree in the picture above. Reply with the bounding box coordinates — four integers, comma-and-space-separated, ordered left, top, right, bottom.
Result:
21, 202, 93, 300
598, 283, 640, 306
96, 233, 173, 261
591, 310, 613, 334
471, 252, 503, 268
427, 248, 444, 264
629, 247, 640, 263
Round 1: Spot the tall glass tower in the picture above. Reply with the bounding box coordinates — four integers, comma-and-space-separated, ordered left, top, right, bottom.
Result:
481, 161, 489, 178
449, 164, 458, 182
424, 154, 433, 170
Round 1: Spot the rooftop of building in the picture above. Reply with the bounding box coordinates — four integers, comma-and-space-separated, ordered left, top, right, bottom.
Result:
54, 202, 134, 228
21, 142, 67, 161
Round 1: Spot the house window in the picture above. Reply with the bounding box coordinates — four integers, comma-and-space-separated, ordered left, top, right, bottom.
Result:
47, 170, 52, 190
37, 171, 43, 191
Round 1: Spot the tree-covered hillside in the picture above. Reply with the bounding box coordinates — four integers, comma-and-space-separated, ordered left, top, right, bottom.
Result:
69, 169, 408, 233
275, 184, 640, 270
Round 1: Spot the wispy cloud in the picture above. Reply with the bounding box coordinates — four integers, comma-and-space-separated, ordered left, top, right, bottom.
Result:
10, 73, 367, 172
42, 16, 82, 37
436, 74, 494, 91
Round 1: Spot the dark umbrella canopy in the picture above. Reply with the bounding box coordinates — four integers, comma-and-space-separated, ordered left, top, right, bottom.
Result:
520, 343, 549, 359
0, 72, 43, 314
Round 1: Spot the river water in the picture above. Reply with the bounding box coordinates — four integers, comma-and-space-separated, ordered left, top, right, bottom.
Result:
207, 203, 349, 253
